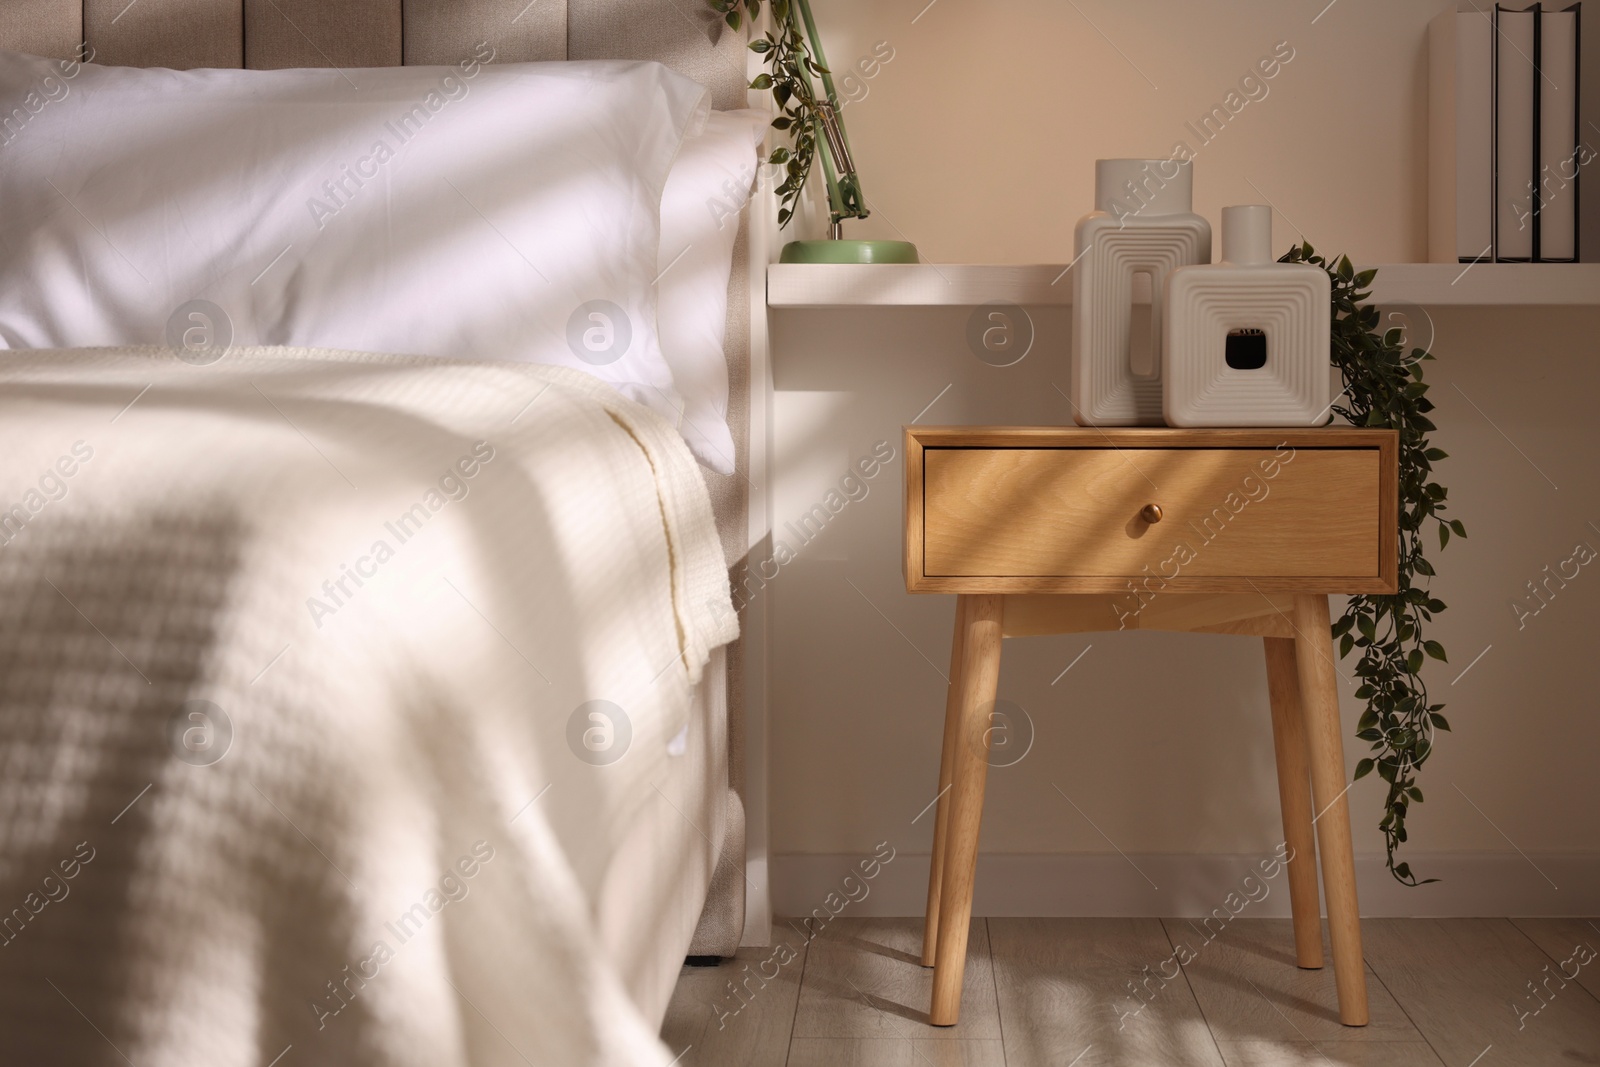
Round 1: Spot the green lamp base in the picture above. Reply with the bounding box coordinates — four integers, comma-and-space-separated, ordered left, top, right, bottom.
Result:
779, 239, 920, 264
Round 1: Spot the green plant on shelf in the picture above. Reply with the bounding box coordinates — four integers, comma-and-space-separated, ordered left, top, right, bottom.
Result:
1282, 241, 1464, 887
704, 0, 860, 229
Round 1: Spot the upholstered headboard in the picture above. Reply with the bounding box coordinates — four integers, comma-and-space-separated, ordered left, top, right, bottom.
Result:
0, 0, 762, 955
2, 0, 747, 106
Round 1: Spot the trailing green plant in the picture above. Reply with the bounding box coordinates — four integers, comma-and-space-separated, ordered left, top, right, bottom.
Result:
705, 0, 846, 228
1281, 242, 1464, 886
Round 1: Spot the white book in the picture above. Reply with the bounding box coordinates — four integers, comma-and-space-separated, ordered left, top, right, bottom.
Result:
1497, 5, 1539, 261
1584, 2, 1600, 260
1539, 6, 1580, 260
1430, 8, 1497, 262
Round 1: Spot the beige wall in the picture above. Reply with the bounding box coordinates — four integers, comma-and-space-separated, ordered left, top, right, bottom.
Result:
764, 0, 1600, 907
809, 0, 1435, 264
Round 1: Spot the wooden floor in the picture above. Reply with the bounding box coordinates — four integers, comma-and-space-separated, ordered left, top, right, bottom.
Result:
661, 917, 1600, 1066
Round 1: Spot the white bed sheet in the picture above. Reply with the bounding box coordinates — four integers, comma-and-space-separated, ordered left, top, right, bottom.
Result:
0, 346, 737, 1066
597, 645, 728, 1027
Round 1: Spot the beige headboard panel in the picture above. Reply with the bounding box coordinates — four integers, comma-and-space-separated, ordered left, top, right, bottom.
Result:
1, 0, 750, 106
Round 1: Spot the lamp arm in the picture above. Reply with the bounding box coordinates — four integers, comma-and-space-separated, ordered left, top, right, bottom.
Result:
793, 0, 868, 228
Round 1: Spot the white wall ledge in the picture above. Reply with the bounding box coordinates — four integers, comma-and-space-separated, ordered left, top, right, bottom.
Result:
768, 262, 1600, 308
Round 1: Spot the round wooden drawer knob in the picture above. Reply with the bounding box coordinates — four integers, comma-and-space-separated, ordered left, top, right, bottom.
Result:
1140, 503, 1164, 524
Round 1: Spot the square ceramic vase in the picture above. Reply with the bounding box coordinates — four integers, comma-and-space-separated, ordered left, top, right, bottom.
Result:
1071, 159, 1212, 426
1162, 206, 1332, 427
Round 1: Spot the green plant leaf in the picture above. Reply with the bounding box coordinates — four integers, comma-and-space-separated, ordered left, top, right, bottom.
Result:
1354, 758, 1375, 780
1301, 242, 1452, 887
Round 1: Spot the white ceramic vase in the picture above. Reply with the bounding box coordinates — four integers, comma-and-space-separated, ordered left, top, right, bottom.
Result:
1071, 159, 1212, 426
1162, 205, 1331, 427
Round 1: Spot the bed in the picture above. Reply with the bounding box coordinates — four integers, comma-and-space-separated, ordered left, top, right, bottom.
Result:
0, 4, 763, 1064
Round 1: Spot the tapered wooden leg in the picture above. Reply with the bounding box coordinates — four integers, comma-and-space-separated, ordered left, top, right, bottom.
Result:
1264, 636, 1324, 969
929, 594, 1004, 1027
923, 596, 971, 967
1291, 595, 1369, 1026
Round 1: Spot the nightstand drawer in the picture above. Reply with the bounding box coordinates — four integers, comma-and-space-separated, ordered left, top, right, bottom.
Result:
905, 429, 1398, 594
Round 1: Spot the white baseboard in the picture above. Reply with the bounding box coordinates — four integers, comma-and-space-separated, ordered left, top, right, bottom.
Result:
772, 852, 1600, 919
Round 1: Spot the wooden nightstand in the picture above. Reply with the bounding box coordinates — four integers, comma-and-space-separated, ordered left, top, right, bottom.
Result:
904, 426, 1399, 1028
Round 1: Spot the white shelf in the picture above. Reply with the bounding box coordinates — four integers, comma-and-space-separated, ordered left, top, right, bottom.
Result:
768, 264, 1079, 307
767, 262, 1600, 308
1363, 263, 1600, 306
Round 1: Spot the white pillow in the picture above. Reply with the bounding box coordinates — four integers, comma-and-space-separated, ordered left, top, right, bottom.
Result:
0, 48, 709, 426
656, 109, 767, 475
